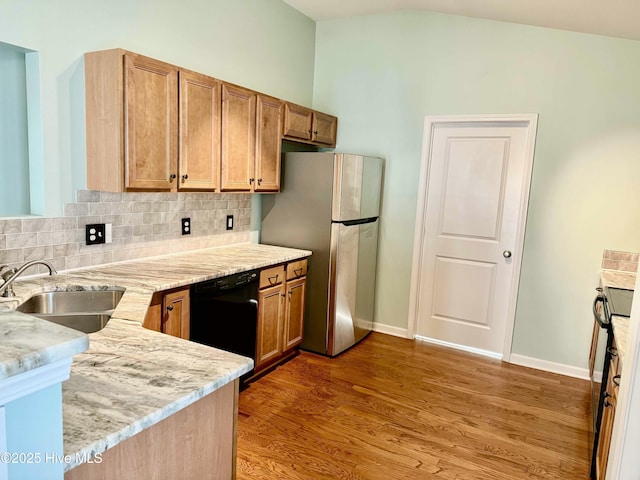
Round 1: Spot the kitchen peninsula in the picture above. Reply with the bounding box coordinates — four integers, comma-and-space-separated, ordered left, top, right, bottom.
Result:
0, 243, 310, 478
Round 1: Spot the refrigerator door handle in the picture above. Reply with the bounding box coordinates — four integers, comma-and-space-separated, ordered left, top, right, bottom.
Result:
337, 217, 379, 227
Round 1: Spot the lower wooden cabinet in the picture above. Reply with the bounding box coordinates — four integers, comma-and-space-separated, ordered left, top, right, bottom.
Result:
256, 283, 285, 367
142, 261, 307, 375
596, 338, 620, 480
283, 277, 305, 351
144, 287, 190, 340
255, 260, 307, 373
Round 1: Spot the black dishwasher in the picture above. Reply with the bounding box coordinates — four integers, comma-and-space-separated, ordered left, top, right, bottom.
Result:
190, 270, 259, 381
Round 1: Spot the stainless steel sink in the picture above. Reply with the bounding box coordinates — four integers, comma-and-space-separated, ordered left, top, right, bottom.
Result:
30, 312, 112, 334
17, 290, 124, 314
17, 289, 124, 333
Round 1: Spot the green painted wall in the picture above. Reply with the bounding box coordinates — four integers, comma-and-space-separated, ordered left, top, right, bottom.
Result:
0, 0, 315, 216
313, 11, 640, 368
0, 43, 30, 216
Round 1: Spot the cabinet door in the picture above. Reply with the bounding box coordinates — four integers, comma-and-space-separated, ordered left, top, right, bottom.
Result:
179, 70, 221, 191
220, 83, 256, 191
162, 288, 190, 340
124, 53, 178, 190
143, 292, 163, 332
283, 277, 305, 351
256, 284, 284, 368
311, 112, 337, 146
255, 95, 283, 192
596, 356, 619, 480
283, 103, 313, 141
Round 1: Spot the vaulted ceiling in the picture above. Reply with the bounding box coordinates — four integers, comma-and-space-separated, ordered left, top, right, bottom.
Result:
283, 0, 640, 41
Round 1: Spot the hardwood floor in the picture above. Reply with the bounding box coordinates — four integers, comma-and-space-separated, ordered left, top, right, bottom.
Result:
237, 333, 591, 480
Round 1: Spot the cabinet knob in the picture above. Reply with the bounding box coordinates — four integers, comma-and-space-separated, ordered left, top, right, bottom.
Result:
257, 178, 262, 185
166, 304, 174, 311
169, 174, 177, 182
249, 178, 255, 184
182, 174, 188, 182
604, 398, 613, 408
313, 130, 318, 135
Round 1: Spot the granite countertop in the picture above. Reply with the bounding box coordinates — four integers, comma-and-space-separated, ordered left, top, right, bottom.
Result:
0, 311, 88, 381
600, 269, 636, 365
0, 242, 311, 471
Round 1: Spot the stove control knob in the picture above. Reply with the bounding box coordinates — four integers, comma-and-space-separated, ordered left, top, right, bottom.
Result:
503, 250, 512, 258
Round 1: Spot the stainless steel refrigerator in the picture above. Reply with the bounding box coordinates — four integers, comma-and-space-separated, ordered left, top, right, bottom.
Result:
261, 152, 383, 356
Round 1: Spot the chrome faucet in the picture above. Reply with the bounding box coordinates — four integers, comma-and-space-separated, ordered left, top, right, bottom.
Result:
0, 260, 58, 298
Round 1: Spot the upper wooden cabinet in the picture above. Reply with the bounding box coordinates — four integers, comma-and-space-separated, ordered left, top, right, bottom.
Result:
85, 49, 337, 194
282, 103, 313, 141
255, 95, 283, 192
220, 85, 283, 193
283, 102, 337, 147
124, 53, 178, 190
312, 111, 338, 146
220, 84, 256, 192
179, 70, 221, 190
85, 49, 221, 192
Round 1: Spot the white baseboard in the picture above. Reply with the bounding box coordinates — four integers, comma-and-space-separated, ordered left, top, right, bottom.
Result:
509, 353, 590, 380
372, 323, 408, 338
415, 335, 503, 360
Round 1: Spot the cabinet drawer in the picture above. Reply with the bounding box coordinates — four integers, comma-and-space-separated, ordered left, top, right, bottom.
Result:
286, 259, 308, 280
259, 265, 285, 289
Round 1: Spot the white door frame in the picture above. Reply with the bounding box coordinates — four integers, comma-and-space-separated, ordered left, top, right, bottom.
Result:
407, 114, 538, 361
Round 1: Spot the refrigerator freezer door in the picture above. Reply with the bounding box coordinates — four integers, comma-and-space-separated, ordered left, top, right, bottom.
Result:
332, 154, 383, 222
328, 219, 379, 356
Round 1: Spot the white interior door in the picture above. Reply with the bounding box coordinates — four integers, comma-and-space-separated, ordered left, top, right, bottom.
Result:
411, 115, 537, 358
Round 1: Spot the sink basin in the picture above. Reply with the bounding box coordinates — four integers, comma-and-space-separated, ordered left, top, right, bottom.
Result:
17, 289, 124, 315
17, 289, 124, 333
30, 313, 112, 334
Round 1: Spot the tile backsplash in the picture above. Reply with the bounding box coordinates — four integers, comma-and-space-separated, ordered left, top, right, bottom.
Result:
602, 250, 640, 272
0, 191, 252, 274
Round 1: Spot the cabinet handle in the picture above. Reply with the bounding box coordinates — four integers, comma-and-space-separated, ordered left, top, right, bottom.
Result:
607, 347, 618, 357
268, 274, 279, 285
613, 375, 621, 387
294, 268, 303, 277
181, 174, 188, 182
604, 398, 614, 408
249, 178, 255, 184
288, 290, 292, 299
313, 130, 318, 135
169, 174, 177, 182
257, 178, 262, 185
281, 293, 286, 298
166, 304, 174, 311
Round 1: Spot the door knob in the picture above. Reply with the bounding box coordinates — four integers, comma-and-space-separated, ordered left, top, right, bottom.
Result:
503, 250, 512, 258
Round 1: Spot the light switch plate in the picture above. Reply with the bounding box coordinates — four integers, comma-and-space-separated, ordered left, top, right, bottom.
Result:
226, 215, 233, 230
